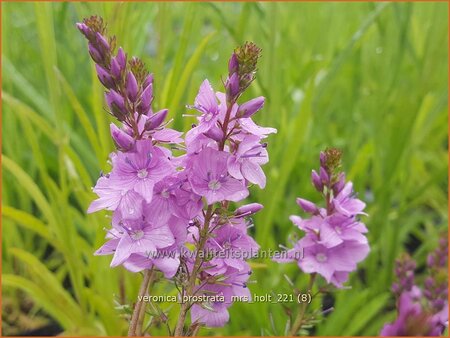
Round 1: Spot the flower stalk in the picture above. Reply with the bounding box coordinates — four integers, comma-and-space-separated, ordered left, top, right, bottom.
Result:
288, 273, 316, 336
128, 269, 155, 336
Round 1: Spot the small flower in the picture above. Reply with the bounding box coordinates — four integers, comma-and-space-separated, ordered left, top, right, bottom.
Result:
227, 135, 268, 188
188, 147, 248, 205
111, 139, 174, 203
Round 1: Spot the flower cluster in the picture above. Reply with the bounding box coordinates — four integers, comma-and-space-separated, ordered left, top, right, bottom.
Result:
78, 16, 276, 332
176, 43, 275, 328
275, 148, 370, 287
381, 237, 448, 336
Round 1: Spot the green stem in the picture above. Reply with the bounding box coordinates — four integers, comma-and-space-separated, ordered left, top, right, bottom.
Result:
288, 273, 316, 336
128, 269, 154, 336
173, 205, 214, 336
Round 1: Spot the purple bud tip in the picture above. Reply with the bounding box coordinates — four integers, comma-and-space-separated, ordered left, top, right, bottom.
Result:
228, 53, 239, 74
76, 22, 90, 38
204, 126, 224, 142
110, 123, 134, 150
319, 166, 329, 184
235, 203, 263, 217
226, 73, 240, 99
237, 96, 265, 118
88, 43, 103, 63
143, 73, 154, 90
126, 71, 139, 102
138, 84, 153, 115
116, 47, 126, 69
311, 170, 323, 192
145, 109, 168, 130
320, 151, 326, 167
296, 198, 318, 213
95, 64, 114, 89
95, 32, 110, 52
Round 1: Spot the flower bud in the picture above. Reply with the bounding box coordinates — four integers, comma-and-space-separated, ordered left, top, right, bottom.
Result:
296, 198, 318, 214
76, 23, 91, 39
116, 47, 126, 69
110, 123, 134, 150
145, 109, 168, 130
105, 90, 127, 120
110, 57, 122, 79
95, 32, 110, 53
235, 203, 263, 217
320, 151, 326, 167
311, 170, 323, 192
237, 96, 265, 118
88, 43, 103, 63
228, 53, 238, 74
226, 73, 240, 99
143, 73, 154, 90
95, 64, 114, 88
319, 166, 329, 185
138, 84, 153, 115
204, 125, 224, 142
126, 71, 139, 102
333, 172, 346, 194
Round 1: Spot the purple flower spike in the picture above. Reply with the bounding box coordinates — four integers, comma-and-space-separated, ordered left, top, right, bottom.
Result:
275, 149, 370, 288
126, 71, 139, 102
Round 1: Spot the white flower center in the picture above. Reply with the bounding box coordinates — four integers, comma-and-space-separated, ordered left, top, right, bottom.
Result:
137, 169, 148, 179
204, 113, 212, 122
131, 230, 144, 241
315, 253, 327, 263
223, 241, 231, 249
208, 180, 221, 191
161, 190, 170, 198
335, 226, 342, 235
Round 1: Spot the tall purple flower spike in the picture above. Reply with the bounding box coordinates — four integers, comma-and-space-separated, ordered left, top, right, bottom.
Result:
275, 148, 370, 287
78, 17, 276, 331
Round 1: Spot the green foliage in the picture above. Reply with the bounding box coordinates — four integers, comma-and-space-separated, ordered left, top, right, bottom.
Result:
2, 2, 447, 336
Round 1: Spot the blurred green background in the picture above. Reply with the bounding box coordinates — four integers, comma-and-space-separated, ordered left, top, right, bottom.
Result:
2, 1, 448, 336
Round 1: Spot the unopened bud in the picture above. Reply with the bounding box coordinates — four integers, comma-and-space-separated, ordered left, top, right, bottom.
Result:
145, 109, 168, 130
88, 43, 103, 63
96, 64, 114, 88
138, 84, 153, 115
126, 71, 139, 102
311, 170, 323, 192
235, 203, 263, 217
204, 125, 224, 142
296, 198, 318, 214
237, 96, 265, 118
110, 123, 134, 150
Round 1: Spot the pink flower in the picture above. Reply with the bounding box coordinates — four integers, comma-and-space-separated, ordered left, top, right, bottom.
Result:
87, 175, 144, 219
227, 135, 268, 188
111, 139, 174, 203
188, 147, 249, 205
